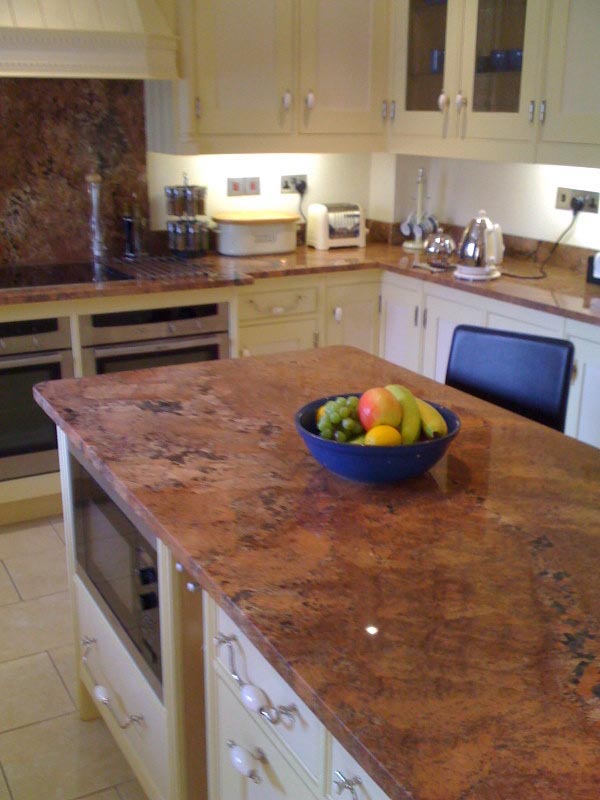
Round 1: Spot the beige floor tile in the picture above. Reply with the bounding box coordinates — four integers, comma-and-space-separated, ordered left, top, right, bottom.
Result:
0, 652, 75, 733
116, 779, 150, 800
0, 769, 10, 800
50, 515, 66, 543
0, 591, 72, 664
4, 546, 68, 600
0, 519, 63, 559
73, 790, 119, 800
0, 560, 19, 606
49, 643, 78, 704
0, 713, 134, 800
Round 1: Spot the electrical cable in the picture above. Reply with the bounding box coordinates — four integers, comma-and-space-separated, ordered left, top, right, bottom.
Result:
501, 201, 581, 281
294, 178, 307, 223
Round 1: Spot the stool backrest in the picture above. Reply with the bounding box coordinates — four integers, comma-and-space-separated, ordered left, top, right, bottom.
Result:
445, 325, 574, 432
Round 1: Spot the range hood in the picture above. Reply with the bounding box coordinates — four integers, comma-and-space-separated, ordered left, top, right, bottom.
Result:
0, 0, 178, 79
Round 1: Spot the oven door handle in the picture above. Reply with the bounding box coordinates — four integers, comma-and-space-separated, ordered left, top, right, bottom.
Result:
92, 335, 224, 359
0, 351, 69, 369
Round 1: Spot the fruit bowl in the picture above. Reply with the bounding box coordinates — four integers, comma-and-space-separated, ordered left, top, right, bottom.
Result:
295, 394, 460, 483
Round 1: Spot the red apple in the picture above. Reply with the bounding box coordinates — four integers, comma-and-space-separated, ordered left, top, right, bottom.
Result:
358, 387, 403, 431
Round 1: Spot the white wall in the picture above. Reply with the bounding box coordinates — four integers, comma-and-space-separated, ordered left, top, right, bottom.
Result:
146, 152, 371, 230
394, 156, 600, 249
147, 151, 600, 250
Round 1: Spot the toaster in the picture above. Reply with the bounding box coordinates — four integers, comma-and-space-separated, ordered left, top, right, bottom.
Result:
306, 203, 366, 250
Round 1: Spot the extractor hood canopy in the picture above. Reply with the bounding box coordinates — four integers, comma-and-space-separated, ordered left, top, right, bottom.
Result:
0, 0, 178, 80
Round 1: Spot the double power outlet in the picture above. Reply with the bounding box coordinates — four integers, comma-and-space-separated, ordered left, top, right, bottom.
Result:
226, 174, 309, 196
555, 187, 598, 213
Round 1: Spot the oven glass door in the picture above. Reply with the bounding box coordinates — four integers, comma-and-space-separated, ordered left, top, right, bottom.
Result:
0, 351, 73, 481
87, 333, 228, 375
71, 453, 162, 686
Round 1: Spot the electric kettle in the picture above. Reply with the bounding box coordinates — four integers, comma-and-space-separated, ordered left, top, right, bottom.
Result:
456, 210, 504, 278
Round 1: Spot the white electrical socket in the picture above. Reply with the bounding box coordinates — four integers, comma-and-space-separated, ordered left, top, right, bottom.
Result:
245, 177, 261, 195
227, 178, 246, 196
281, 174, 308, 193
556, 187, 599, 213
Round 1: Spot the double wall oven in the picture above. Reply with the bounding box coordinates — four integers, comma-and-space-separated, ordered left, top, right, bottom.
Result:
0, 318, 74, 481
79, 302, 229, 376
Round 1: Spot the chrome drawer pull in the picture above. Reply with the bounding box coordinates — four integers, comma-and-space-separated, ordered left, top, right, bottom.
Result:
81, 636, 144, 730
215, 632, 298, 726
227, 740, 265, 783
334, 770, 362, 798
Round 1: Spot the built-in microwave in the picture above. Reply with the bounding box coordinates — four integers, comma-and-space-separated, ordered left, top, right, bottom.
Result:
70, 447, 162, 696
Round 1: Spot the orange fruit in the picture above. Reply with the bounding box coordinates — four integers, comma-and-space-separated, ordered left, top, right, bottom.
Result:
315, 404, 327, 423
364, 425, 402, 446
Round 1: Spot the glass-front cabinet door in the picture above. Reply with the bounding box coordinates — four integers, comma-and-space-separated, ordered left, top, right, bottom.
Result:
459, 0, 545, 145
390, 0, 544, 155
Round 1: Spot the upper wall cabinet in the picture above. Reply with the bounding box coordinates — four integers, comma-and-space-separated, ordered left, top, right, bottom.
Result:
536, 0, 600, 166
145, 0, 389, 154
389, 0, 546, 162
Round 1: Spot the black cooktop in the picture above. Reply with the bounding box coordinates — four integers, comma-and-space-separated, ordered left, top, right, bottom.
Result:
0, 262, 134, 289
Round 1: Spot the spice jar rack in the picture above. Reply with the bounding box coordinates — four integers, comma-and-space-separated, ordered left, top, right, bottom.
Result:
165, 174, 209, 258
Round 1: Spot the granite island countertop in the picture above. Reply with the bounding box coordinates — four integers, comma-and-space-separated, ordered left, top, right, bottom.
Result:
2, 244, 600, 328
34, 347, 600, 800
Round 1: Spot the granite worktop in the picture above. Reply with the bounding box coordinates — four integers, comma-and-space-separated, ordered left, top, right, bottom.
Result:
34, 347, 600, 800
2, 244, 600, 327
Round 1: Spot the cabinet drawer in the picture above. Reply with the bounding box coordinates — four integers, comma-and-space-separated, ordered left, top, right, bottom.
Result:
210, 674, 317, 800
207, 598, 325, 788
75, 576, 168, 799
328, 737, 390, 800
239, 287, 318, 321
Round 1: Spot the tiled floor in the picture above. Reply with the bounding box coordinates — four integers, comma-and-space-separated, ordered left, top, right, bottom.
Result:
0, 516, 149, 800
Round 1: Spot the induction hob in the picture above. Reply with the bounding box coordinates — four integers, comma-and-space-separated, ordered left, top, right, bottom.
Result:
0, 261, 134, 289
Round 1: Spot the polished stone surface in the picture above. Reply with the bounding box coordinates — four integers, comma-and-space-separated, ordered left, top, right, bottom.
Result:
34, 347, 600, 800
2, 244, 599, 328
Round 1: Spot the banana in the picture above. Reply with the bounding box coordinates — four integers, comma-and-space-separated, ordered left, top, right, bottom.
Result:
385, 384, 421, 444
415, 397, 448, 439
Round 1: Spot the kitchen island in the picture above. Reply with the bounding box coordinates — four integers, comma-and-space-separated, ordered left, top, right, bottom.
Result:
34, 346, 600, 800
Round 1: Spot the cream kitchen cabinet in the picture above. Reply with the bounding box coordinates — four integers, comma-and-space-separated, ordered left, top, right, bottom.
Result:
379, 271, 423, 372
238, 278, 320, 357
536, 0, 600, 167
146, 0, 389, 154
323, 271, 381, 355
388, 0, 600, 168
389, 0, 546, 162
563, 318, 600, 448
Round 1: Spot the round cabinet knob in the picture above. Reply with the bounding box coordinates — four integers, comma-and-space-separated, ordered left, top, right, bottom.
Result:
282, 89, 292, 110
227, 741, 264, 784
437, 91, 449, 112
240, 683, 269, 714
334, 306, 343, 323
455, 91, 467, 110
305, 90, 315, 110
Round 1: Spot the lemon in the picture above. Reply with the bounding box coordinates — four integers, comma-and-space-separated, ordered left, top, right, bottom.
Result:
364, 425, 402, 446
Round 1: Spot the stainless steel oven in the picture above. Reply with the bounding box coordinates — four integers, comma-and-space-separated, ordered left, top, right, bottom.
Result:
0, 318, 73, 481
79, 302, 229, 375
70, 445, 162, 695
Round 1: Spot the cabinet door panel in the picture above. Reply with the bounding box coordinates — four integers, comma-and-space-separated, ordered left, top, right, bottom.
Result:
539, 0, 600, 147
565, 336, 600, 448
194, 0, 294, 135
299, 0, 389, 134
380, 279, 422, 371
422, 294, 485, 382
458, 0, 544, 143
325, 283, 380, 354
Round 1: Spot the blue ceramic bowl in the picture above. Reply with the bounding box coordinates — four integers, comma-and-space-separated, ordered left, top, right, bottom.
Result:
295, 394, 460, 484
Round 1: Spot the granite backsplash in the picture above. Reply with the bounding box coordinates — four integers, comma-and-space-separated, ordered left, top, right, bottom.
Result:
0, 78, 148, 267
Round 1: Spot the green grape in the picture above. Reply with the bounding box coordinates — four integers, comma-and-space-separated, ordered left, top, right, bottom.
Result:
316, 395, 364, 442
